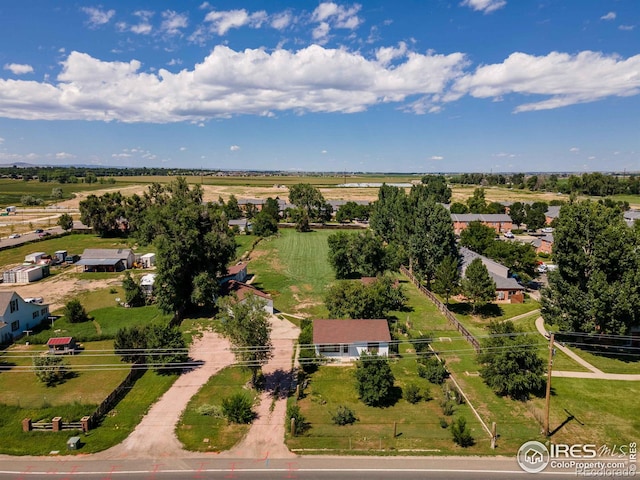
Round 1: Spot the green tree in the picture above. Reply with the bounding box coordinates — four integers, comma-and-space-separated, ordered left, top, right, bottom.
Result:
57, 213, 74, 231
114, 324, 187, 370
477, 321, 545, 400
369, 184, 407, 243
408, 200, 457, 286
51, 187, 64, 199
325, 275, 406, 319
288, 183, 331, 222
252, 210, 278, 237
541, 201, 640, 334
63, 299, 89, 323
143, 179, 235, 318
32, 355, 69, 386
219, 293, 273, 386
79, 191, 127, 237
262, 197, 281, 222
466, 188, 487, 213
354, 352, 396, 407
459, 221, 496, 254
122, 272, 144, 307
451, 417, 474, 447
461, 258, 495, 313
449, 202, 468, 214
327, 231, 354, 279
509, 202, 526, 228
420, 175, 452, 203
432, 255, 460, 306
524, 204, 546, 230
224, 194, 243, 220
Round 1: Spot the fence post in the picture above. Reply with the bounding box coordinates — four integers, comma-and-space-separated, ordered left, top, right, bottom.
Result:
22, 418, 32, 432
51, 417, 62, 432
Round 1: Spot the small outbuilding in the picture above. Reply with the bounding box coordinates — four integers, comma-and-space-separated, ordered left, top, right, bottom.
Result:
140, 253, 155, 269
47, 336, 76, 355
25, 252, 46, 264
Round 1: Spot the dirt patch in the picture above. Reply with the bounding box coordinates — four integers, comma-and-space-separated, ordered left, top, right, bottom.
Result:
0, 271, 122, 312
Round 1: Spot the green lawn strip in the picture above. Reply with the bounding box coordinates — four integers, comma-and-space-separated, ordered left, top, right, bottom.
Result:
19, 304, 172, 345
0, 234, 138, 267
234, 234, 257, 260
287, 358, 491, 455
527, 378, 640, 445
0, 368, 178, 455
0, 340, 127, 408
177, 366, 255, 452
249, 229, 333, 317
560, 346, 640, 375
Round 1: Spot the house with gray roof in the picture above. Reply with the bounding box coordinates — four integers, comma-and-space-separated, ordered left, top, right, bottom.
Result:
76, 248, 135, 272
459, 247, 524, 303
0, 291, 50, 344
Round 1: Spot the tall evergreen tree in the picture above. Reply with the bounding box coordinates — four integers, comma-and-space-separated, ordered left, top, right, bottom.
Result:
433, 255, 460, 306
461, 258, 496, 313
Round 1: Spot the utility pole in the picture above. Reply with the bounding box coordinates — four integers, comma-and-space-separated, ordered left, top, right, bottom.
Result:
544, 333, 555, 436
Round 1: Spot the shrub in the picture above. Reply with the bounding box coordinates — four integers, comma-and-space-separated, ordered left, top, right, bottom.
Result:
355, 352, 396, 407
410, 333, 432, 354
221, 393, 254, 424
331, 405, 357, 425
403, 383, 421, 404
33, 355, 69, 386
439, 417, 449, 429
287, 404, 306, 435
417, 355, 449, 385
423, 385, 432, 402
451, 416, 474, 447
63, 299, 89, 323
440, 399, 455, 416
196, 404, 223, 417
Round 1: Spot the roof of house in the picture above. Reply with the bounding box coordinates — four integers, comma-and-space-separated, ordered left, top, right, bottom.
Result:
0, 291, 17, 312
47, 337, 73, 346
459, 246, 510, 278
451, 213, 512, 223
541, 234, 554, 243
313, 319, 391, 345
546, 205, 561, 218
490, 272, 524, 290
81, 248, 133, 260
227, 262, 248, 275
225, 280, 271, 301
228, 218, 248, 227
140, 252, 155, 258
76, 258, 123, 267
140, 273, 156, 286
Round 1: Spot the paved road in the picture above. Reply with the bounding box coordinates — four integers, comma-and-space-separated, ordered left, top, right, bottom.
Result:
0, 455, 578, 479
535, 317, 640, 381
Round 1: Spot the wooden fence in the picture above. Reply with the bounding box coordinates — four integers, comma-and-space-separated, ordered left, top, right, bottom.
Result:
91, 366, 145, 423
400, 266, 481, 352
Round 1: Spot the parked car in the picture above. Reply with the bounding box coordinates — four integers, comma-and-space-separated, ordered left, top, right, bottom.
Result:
536, 264, 547, 273
541, 227, 554, 233
34, 228, 44, 233
38, 232, 51, 238
503, 231, 514, 239
8, 233, 21, 239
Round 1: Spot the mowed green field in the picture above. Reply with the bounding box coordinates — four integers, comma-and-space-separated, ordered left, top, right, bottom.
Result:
0, 178, 120, 205
249, 228, 335, 317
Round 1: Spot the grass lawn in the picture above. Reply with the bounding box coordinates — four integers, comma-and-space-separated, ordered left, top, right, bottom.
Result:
288, 358, 491, 455
177, 366, 256, 452
0, 233, 136, 267
0, 179, 119, 206
18, 304, 173, 344
0, 368, 178, 455
0, 340, 128, 408
249, 229, 334, 317
561, 346, 640, 374
234, 233, 257, 260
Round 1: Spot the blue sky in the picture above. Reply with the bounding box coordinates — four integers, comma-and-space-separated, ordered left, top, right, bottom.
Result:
0, 0, 638, 173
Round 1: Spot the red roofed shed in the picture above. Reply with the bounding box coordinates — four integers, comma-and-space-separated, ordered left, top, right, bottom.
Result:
47, 336, 76, 354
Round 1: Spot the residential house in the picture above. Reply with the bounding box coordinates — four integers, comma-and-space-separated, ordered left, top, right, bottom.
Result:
0, 291, 50, 344
451, 213, 513, 235
224, 280, 273, 314
459, 247, 525, 303
76, 248, 135, 272
47, 337, 77, 354
313, 319, 391, 361
545, 205, 561, 225
220, 262, 248, 284
228, 218, 251, 233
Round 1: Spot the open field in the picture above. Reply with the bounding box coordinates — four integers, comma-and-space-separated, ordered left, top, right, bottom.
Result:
0, 178, 122, 206
176, 366, 256, 452
249, 229, 334, 317
562, 345, 640, 375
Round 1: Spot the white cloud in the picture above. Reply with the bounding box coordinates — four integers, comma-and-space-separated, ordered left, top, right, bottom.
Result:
569, 147, 580, 153
230, 145, 240, 151
55, 152, 76, 159
81, 7, 115, 28
429, 155, 444, 160
180, 146, 187, 151
461, 0, 506, 14
375, 42, 408, 66
131, 22, 152, 35
161, 10, 188, 35
167, 58, 182, 66
619, 25, 636, 31
0, 136, 4, 144
600, 11, 616, 21
450, 50, 640, 112
271, 11, 292, 30
311, 2, 361, 43
112, 153, 132, 158
204, 9, 267, 35
4, 63, 34, 75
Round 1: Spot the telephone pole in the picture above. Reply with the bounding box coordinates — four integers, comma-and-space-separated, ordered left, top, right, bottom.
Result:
544, 333, 555, 436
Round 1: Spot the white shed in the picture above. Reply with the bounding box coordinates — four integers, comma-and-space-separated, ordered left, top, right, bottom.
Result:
25, 252, 46, 264
140, 253, 156, 268
15, 265, 44, 283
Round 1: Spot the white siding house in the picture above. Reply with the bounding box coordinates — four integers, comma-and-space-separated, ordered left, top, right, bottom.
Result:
313, 319, 391, 361
0, 291, 50, 344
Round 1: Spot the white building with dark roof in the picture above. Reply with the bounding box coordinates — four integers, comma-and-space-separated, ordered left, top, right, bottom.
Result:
0, 291, 50, 343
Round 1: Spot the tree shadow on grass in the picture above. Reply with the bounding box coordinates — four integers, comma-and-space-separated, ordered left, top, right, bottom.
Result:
263, 368, 294, 400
